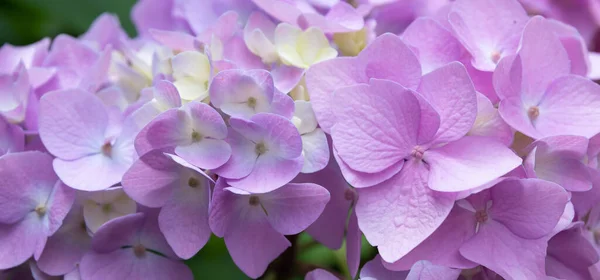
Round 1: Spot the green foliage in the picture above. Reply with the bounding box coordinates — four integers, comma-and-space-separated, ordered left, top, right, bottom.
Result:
0, 0, 138, 45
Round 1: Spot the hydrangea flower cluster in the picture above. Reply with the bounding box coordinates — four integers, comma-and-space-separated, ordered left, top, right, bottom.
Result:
2, 0, 600, 279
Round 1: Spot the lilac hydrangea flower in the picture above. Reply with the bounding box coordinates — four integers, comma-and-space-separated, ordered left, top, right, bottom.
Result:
495, 16, 600, 139
306, 33, 422, 134
134, 100, 231, 170
386, 178, 568, 279
330, 64, 521, 262
213, 113, 303, 193
209, 69, 294, 119
209, 178, 329, 278
524, 135, 593, 192
38, 89, 137, 191
122, 152, 212, 259
36, 202, 90, 277
0, 151, 75, 269
79, 208, 193, 280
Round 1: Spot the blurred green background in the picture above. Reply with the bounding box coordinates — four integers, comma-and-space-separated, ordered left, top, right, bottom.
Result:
0, 1, 377, 279
0, 0, 137, 45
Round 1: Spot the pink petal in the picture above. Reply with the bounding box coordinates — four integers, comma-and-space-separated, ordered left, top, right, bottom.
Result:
517, 16, 571, 106
493, 54, 522, 100
271, 64, 304, 94
37, 205, 90, 276
91, 213, 144, 254
546, 225, 599, 280
0, 38, 49, 73
355, 160, 455, 262
424, 136, 522, 192
468, 92, 513, 146
149, 30, 197, 52
153, 80, 182, 108
0, 215, 45, 269
334, 146, 405, 189
140, 109, 191, 155
260, 183, 330, 235
331, 80, 421, 173
227, 153, 303, 193
498, 96, 542, 139
384, 207, 477, 271
209, 69, 275, 118
132, 0, 185, 37
212, 128, 257, 180
270, 90, 295, 120
402, 18, 467, 74
489, 178, 569, 239
122, 152, 181, 207
209, 184, 291, 278
535, 75, 600, 138
459, 221, 547, 280
448, 0, 528, 71
306, 34, 420, 133
0, 151, 57, 224
301, 2, 364, 33
300, 128, 329, 173
158, 179, 211, 259
44, 182, 76, 237
416, 62, 477, 144
305, 57, 365, 133
251, 0, 302, 25
39, 89, 108, 160
53, 151, 132, 191
175, 139, 231, 170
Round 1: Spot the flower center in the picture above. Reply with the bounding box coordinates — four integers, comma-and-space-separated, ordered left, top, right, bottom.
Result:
247, 97, 257, 109
475, 210, 488, 223
188, 177, 199, 188
491, 50, 501, 64
191, 131, 203, 142
101, 203, 112, 213
528, 106, 539, 120
255, 142, 268, 156
249, 195, 260, 206
35, 205, 47, 217
411, 146, 425, 160
101, 142, 112, 157
133, 244, 146, 258
344, 188, 356, 202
